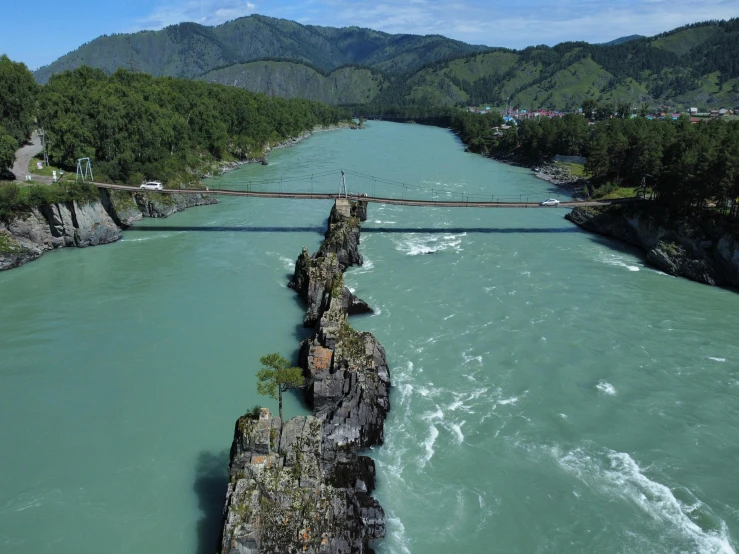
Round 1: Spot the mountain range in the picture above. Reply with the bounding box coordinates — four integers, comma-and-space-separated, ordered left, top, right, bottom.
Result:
34, 15, 739, 110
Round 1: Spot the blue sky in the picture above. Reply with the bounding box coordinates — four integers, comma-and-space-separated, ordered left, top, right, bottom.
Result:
3, 0, 738, 70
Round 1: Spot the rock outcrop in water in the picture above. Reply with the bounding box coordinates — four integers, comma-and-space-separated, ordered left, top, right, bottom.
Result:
0, 188, 217, 271
220, 198, 390, 554
566, 205, 739, 288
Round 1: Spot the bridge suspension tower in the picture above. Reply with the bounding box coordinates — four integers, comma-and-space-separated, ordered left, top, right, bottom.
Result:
339, 170, 348, 198
75, 158, 93, 183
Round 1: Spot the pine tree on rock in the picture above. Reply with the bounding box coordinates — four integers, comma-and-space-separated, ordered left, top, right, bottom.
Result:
256, 353, 304, 423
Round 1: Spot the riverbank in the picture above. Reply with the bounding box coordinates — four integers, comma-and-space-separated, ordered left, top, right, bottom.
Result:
485, 151, 588, 196
567, 204, 739, 288
208, 122, 359, 177
455, 128, 739, 289
219, 198, 390, 553
0, 187, 217, 271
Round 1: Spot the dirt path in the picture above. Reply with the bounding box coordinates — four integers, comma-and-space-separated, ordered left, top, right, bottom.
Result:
12, 131, 43, 181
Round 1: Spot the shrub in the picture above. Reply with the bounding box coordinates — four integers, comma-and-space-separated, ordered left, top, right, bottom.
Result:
247, 405, 262, 420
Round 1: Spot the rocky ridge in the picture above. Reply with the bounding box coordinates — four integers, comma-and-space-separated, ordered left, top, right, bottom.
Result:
566, 205, 739, 287
0, 188, 217, 271
219, 198, 390, 553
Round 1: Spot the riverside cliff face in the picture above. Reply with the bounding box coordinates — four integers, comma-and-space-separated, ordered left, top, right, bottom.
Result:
219, 198, 390, 554
0, 188, 217, 271
566, 205, 739, 288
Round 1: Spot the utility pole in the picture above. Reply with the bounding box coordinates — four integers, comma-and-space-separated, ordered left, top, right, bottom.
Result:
39, 128, 49, 167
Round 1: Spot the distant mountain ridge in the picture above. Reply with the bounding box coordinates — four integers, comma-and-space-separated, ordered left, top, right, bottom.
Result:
34, 15, 485, 83
35, 16, 739, 109
602, 35, 645, 46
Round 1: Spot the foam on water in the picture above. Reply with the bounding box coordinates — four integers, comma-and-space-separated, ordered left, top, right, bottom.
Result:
596, 380, 617, 395
708, 357, 727, 363
446, 421, 465, 444
120, 232, 182, 243
598, 251, 642, 272
556, 447, 735, 554
498, 396, 519, 406
421, 425, 439, 466
393, 233, 465, 256
1, 489, 61, 514
384, 513, 412, 554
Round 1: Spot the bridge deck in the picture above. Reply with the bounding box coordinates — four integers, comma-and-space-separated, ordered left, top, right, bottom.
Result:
95, 183, 627, 209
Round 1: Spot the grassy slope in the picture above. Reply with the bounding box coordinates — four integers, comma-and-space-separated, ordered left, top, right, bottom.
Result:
513, 58, 614, 108
445, 51, 520, 81
651, 26, 721, 56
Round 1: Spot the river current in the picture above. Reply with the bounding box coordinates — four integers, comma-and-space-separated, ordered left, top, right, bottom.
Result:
1, 122, 738, 553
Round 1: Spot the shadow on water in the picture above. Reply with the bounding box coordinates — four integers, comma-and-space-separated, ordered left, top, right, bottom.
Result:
126, 225, 580, 234
194, 450, 230, 554
127, 225, 326, 233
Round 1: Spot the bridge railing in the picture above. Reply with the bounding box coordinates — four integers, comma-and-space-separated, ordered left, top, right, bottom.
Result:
205, 168, 565, 204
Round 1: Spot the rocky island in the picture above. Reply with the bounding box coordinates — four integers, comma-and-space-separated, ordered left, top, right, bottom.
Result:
219, 198, 390, 553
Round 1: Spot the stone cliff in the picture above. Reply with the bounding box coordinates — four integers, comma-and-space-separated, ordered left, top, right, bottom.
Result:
220, 198, 389, 554
566, 205, 739, 288
0, 188, 217, 271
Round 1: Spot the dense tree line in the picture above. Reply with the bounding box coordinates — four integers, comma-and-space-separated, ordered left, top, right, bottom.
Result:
0, 55, 38, 171
37, 67, 350, 184
450, 110, 504, 149
481, 114, 739, 216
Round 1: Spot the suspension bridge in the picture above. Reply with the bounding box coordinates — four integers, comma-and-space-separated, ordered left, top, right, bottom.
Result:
91, 169, 635, 209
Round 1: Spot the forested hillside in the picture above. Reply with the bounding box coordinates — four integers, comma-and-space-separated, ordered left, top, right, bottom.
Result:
202, 61, 385, 105
36, 67, 349, 184
34, 15, 483, 83
33, 16, 739, 109
386, 19, 739, 109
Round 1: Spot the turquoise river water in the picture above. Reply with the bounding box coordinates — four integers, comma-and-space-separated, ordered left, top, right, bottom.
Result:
1, 122, 739, 553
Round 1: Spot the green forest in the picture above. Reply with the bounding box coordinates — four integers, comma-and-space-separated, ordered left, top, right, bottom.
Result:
33, 16, 739, 109
0, 55, 38, 173
37, 68, 350, 185
456, 110, 739, 217
0, 54, 350, 185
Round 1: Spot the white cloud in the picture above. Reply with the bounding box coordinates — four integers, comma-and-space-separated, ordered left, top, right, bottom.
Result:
139, 0, 257, 29
134, 0, 739, 47
299, 0, 739, 47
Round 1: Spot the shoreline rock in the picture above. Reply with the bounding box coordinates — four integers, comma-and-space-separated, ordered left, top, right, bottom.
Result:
487, 152, 588, 195
566, 205, 739, 288
0, 188, 218, 272
219, 197, 390, 553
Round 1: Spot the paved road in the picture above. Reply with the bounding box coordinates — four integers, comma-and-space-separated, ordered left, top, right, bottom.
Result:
12, 131, 43, 181
95, 182, 631, 209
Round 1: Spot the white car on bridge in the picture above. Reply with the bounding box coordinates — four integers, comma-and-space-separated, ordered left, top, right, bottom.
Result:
540, 198, 560, 206
140, 181, 163, 191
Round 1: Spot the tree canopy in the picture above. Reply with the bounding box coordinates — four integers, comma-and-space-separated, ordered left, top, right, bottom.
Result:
464, 110, 739, 218
0, 55, 38, 147
256, 353, 304, 422
37, 67, 350, 185
0, 128, 17, 172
